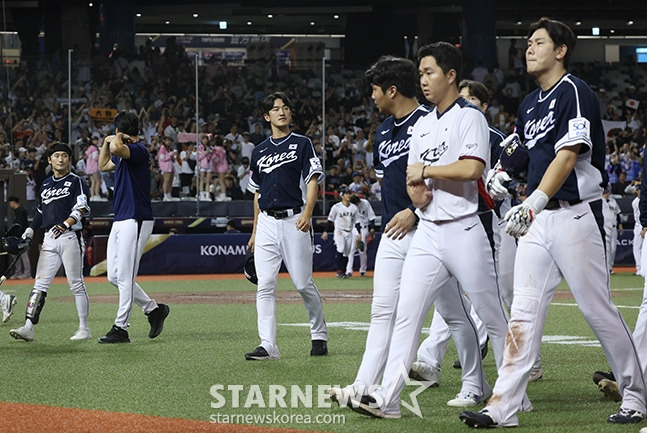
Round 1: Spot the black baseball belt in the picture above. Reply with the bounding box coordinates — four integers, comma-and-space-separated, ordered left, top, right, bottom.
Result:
263, 207, 302, 220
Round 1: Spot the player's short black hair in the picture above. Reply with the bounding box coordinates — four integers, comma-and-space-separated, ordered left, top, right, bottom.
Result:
458, 80, 490, 106
49, 142, 72, 157
364, 56, 419, 99
113, 110, 140, 137
417, 42, 463, 87
260, 92, 294, 115
527, 17, 576, 69
7, 195, 19, 203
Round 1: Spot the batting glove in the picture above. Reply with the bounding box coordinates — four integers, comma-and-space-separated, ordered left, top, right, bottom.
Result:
504, 190, 549, 237
22, 227, 34, 240
486, 163, 512, 201
49, 222, 70, 239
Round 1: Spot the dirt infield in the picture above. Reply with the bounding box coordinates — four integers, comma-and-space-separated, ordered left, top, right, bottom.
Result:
0, 401, 319, 433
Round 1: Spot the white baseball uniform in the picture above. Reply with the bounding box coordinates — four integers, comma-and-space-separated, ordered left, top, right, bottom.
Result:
370, 99, 524, 416
346, 198, 375, 275
349, 104, 484, 404
633, 196, 643, 276
603, 194, 621, 273
327, 201, 360, 257
481, 73, 645, 427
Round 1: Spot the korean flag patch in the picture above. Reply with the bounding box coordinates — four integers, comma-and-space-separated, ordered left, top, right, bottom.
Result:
64, 181, 72, 187
568, 117, 590, 140
289, 144, 298, 150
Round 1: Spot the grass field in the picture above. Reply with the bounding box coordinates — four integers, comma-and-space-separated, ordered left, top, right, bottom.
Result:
0, 271, 645, 432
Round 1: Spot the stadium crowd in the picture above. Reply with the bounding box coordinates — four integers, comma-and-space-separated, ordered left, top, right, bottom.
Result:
0, 36, 646, 204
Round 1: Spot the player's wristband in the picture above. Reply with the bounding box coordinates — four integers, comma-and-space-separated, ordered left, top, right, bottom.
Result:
524, 190, 549, 214
63, 220, 71, 229
421, 165, 426, 180
69, 209, 83, 225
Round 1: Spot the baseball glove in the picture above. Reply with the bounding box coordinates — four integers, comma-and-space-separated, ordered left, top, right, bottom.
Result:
499, 133, 529, 182
243, 248, 258, 285
356, 239, 365, 252
2, 236, 30, 255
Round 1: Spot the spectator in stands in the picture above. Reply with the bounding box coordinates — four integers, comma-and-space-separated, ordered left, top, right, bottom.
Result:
240, 131, 255, 161
612, 171, 630, 195
225, 219, 240, 233
237, 156, 252, 199
249, 122, 265, 145
158, 136, 176, 201
348, 171, 368, 195
224, 174, 244, 200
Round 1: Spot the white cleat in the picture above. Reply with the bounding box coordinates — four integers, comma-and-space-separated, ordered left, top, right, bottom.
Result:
70, 328, 92, 341
10, 325, 34, 342
409, 361, 441, 387
447, 390, 492, 408
2, 294, 17, 323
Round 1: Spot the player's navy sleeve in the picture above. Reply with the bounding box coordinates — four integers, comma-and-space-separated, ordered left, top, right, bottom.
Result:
489, 126, 506, 167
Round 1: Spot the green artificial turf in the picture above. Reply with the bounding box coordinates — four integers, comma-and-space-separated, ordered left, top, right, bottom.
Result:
0, 272, 644, 432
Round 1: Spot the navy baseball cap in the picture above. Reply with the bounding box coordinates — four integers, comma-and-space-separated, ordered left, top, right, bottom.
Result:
339, 186, 350, 195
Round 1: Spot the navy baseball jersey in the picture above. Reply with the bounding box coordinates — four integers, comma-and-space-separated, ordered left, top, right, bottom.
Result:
373, 105, 430, 230
247, 132, 322, 210
489, 126, 505, 167
111, 141, 153, 221
31, 172, 90, 231
515, 73, 606, 202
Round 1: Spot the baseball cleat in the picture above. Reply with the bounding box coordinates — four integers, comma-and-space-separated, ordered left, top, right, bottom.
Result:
2, 294, 17, 323
70, 328, 92, 341
311, 339, 328, 356
607, 407, 646, 424
245, 346, 280, 361
9, 325, 34, 342
447, 390, 492, 408
459, 410, 498, 428
348, 394, 401, 419
98, 325, 130, 344
409, 361, 440, 387
592, 370, 615, 385
147, 303, 170, 338
327, 385, 356, 407
598, 378, 622, 402
529, 365, 544, 382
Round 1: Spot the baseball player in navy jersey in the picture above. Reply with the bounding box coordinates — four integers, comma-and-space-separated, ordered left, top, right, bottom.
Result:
330, 55, 498, 417
245, 92, 328, 360
321, 187, 361, 278
348, 43, 533, 419
10, 143, 92, 342
97, 111, 170, 344
460, 18, 646, 428
345, 193, 376, 277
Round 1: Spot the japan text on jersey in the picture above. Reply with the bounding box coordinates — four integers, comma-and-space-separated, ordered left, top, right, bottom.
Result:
248, 133, 322, 210
515, 73, 606, 202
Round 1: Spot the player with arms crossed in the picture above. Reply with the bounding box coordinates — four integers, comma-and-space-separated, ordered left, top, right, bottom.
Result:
10, 143, 92, 342
97, 111, 170, 344
245, 92, 328, 360
329, 56, 490, 414
321, 187, 361, 278
460, 18, 646, 428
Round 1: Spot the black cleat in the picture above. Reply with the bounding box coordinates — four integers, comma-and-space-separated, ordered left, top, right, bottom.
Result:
459, 410, 497, 428
245, 346, 279, 360
607, 407, 646, 424
311, 339, 328, 356
98, 325, 130, 344
592, 370, 615, 385
147, 304, 170, 338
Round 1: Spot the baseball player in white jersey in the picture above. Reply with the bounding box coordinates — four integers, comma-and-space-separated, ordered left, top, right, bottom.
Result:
460, 18, 646, 428
245, 92, 328, 360
348, 44, 527, 419
602, 188, 623, 273
329, 56, 486, 414
634, 188, 643, 276
10, 143, 92, 342
321, 187, 361, 278
97, 111, 170, 344
345, 193, 376, 276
